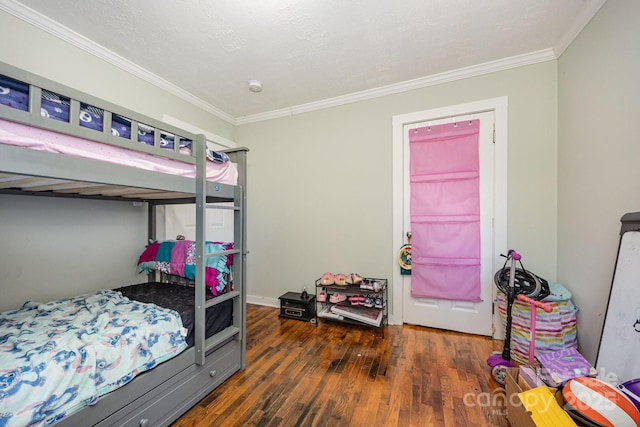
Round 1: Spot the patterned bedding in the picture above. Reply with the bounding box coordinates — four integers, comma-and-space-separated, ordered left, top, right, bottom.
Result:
0, 74, 229, 163
0, 290, 188, 427
137, 240, 234, 296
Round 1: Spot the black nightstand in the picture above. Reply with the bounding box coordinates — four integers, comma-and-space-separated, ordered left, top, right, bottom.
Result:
279, 292, 316, 322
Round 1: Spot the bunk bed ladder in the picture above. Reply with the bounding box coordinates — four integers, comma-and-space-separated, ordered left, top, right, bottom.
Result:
228, 147, 248, 370
194, 133, 208, 366
193, 142, 247, 366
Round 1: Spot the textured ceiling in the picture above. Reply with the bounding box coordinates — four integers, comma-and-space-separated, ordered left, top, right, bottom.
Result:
6, 0, 606, 122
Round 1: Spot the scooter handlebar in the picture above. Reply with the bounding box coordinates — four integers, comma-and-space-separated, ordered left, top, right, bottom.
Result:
517, 294, 552, 312
507, 249, 521, 260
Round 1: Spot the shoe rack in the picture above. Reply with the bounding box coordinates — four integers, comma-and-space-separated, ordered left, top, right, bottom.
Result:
314, 276, 388, 336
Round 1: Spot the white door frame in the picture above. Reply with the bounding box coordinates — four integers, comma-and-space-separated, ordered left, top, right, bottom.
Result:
391, 97, 508, 339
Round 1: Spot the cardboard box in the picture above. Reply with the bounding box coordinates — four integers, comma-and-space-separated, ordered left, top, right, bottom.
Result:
505, 368, 576, 427
506, 367, 537, 427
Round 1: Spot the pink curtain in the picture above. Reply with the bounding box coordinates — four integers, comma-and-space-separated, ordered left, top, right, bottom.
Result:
409, 119, 481, 301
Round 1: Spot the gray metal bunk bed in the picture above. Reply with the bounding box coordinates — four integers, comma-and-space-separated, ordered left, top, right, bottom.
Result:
0, 61, 247, 426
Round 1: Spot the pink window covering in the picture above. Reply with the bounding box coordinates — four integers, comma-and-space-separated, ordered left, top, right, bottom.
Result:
409, 119, 481, 301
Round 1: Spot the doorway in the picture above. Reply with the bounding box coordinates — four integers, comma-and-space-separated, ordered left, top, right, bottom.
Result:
391, 97, 508, 338
159, 115, 237, 242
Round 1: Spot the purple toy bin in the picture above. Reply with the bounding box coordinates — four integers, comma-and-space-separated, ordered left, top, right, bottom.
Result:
618, 378, 640, 412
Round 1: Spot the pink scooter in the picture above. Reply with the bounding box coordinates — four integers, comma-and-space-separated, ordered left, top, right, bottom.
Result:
517, 294, 552, 365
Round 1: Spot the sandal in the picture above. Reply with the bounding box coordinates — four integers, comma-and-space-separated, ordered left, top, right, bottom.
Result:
320, 272, 335, 285
329, 292, 347, 304
351, 273, 364, 284
334, 273, 348, 286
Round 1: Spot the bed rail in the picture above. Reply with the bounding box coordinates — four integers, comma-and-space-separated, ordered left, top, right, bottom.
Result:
1, 61, 239, 204
0, 61, 202, 164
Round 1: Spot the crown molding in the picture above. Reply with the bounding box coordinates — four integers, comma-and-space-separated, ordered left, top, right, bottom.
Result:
2, 0, 559, 127
0, 0, 236, 125
554, 0, 608, 57
236, 48, 557, 125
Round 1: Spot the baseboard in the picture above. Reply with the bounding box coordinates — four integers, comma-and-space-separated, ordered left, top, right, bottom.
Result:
247, 294, 279, 308
247, 294, 403, 327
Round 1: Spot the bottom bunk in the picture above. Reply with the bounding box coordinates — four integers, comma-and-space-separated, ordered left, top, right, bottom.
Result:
0, 282, 243, 427
116, 282, 233, 347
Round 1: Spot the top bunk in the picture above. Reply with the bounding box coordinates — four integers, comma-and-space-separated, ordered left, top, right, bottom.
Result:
0, 61, 246, 205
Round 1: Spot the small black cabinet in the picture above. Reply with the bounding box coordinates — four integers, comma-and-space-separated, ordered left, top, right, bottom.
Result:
279, 292, 316, 322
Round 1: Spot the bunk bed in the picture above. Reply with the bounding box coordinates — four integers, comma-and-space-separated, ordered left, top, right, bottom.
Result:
0, 61, 247, 427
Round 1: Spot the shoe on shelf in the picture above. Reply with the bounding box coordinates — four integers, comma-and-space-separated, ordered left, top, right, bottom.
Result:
356, 295, 366, 306
364, 295, 374, 308
317, 289, 327, 302
351, 273, 364, 284
360, 279, 373, 291
372, 281, 381, 292
329, 292, 347, 304
320, 272, 335, 285
334, 273, 348, 286
345, 274, 354, 285
374, 296, 384, 309
348, 294, 360, 306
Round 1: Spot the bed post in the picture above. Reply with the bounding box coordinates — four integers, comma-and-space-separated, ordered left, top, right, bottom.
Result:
194, 133, 207, 365
235, 149, 248, 370
147, 201, 157, 283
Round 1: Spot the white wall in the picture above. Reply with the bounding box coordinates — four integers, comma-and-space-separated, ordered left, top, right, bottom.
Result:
0, 195, 147, 311
557, 0, 640, 363
237, 62, 559, 311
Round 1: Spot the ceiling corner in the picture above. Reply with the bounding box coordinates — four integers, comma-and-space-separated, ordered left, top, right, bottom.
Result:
553, 0, 608, 57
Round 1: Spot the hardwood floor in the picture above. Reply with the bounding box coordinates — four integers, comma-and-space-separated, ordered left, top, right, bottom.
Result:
173, 304, 510, 427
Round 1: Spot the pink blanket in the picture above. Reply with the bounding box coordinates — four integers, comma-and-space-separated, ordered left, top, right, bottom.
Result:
137, 240, 234, 296
0, 118, 238, 184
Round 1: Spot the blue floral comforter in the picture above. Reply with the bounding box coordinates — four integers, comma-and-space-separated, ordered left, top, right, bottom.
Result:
0, 290, 188, 427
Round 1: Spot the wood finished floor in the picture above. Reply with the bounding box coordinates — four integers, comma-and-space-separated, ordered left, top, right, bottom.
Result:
173, 304, 509, 427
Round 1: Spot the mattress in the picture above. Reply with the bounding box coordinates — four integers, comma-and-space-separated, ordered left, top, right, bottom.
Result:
115, 282, 233, 347
0, 119, 238, 185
